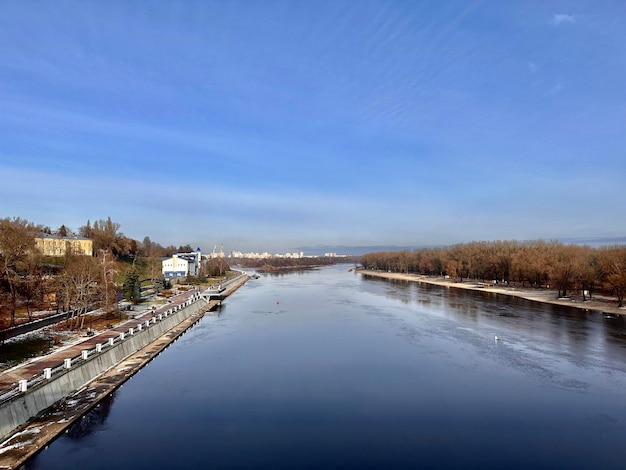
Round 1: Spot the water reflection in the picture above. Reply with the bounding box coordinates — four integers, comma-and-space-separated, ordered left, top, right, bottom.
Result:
66, 392, 117, 439
359, 271, 626, 391
363, 274, 626, 358
27, 265, 626, 469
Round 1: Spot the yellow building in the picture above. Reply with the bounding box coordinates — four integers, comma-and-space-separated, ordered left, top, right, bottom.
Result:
35, 233, 93, 256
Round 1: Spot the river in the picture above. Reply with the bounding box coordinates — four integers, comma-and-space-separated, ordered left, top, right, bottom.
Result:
27, 265, 626, 469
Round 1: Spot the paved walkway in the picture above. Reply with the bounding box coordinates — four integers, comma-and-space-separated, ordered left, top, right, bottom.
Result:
0, 288, 200, 394
0, 275, 248, 468
0, 291, 214, 469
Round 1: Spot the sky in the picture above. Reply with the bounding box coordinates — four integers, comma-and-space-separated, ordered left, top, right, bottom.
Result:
1, 1, 625, 254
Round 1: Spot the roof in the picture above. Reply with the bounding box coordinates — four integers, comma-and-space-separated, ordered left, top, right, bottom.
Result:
35, 232, 92, 241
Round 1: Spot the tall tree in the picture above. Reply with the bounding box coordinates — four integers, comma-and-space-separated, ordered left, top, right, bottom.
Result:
98, 249, 119, 315
122, 269, 141, 303
0, 217, 38, 325
203, 258, 230, 277
549, 244, 578, 298
85, 217, 124, 255
57, 249, 101, 329
153, 275, 166, 294
147, 255, 162, 282
19, 250, 46, 320
600, 246, 626, 308
142, 236, 153, 258
79, 220, 93, 239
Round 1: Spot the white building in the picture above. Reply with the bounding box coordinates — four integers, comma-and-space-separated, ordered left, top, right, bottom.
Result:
162, 248, 202, 277
229, 251, 273, 259
229, 251, 305, 259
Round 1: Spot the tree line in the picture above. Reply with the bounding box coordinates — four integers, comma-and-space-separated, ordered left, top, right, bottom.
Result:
0, 216, 186, 328
360, 240, 626, 307
239, 257, 336, 269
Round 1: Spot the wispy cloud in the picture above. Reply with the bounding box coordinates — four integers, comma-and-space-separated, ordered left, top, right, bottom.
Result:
551, 13, 576, 26
1, 2, 624, 250
549, 80, 564, 94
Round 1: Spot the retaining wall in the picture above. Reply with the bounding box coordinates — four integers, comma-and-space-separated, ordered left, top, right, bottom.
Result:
0, 294, 206, 440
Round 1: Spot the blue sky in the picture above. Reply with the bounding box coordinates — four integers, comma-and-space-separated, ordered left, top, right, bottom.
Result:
1, 1, 624, 253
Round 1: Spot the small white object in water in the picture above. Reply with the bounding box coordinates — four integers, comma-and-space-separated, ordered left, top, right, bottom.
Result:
494, 335, 499, 341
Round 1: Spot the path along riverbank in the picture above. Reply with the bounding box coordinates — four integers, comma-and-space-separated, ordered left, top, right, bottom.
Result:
358, 269, 625, 316
0, 276, 248, 469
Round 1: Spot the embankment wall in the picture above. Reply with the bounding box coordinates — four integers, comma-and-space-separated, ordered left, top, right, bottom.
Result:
0, 296, 205, 440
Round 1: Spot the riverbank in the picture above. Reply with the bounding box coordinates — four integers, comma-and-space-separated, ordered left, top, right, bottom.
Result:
358, 269, 625, 316
256, 265, 320, 273
0, 304, 212, 469
0, 276, 248, 469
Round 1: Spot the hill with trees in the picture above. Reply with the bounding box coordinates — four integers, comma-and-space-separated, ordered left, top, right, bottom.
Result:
0, 216, 192, 330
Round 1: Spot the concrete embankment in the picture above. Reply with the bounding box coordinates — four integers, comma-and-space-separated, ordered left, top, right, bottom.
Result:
0, 274, 248, 469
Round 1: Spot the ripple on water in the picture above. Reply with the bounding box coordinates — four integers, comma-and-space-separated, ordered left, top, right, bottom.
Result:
593, 413, 621, 424
557, 378, 589, 390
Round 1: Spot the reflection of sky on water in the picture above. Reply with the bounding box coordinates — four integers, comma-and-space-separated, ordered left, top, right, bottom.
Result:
363, 274, 626, 370
30, 265, 626, 469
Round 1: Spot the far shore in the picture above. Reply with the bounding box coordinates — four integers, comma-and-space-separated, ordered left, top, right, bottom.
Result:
256, 264, 320, 273
357, 269, 625, 316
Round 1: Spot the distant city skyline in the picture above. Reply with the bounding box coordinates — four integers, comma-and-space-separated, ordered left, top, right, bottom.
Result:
2, 2, 624, 253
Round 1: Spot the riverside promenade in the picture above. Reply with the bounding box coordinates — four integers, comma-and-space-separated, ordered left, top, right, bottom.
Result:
0, 274, 248, 469
358, 269, 625, 316
0, 289, 200, 392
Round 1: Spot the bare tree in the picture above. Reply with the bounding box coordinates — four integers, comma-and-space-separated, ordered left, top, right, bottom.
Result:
0, 217, 38, 325
58, 249, 101, 329
98, 249, 119, 316
19, 250, 46, 320
142, 236, 153, 258
600, 246, 626, 308
548, 244, 579, 298
360, 239, 626, 306
82, 217, 124, 255
78, 220, 93, 239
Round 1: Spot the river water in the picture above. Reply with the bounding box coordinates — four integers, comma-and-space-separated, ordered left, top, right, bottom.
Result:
27, 265, 626, 469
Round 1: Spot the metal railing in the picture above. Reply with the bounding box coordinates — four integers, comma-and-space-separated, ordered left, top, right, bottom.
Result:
0, 292, 205, 406
202, 271, 248, 296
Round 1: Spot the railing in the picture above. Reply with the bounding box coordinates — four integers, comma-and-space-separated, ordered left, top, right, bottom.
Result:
0, 311, 71, 342
0, 292, 205, 406
203, 271, 248, 296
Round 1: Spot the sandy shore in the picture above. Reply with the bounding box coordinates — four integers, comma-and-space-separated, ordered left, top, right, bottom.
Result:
357, 269, 625, 316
